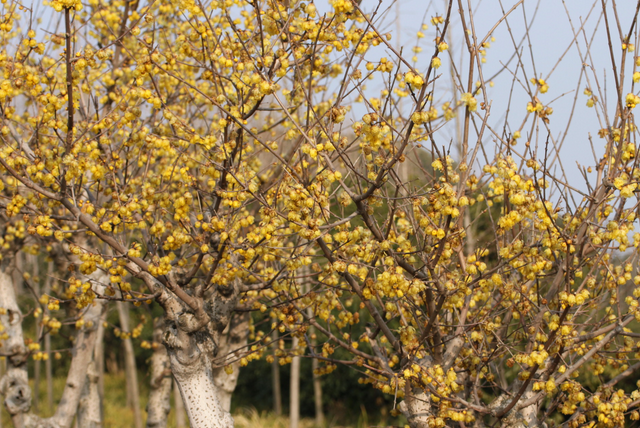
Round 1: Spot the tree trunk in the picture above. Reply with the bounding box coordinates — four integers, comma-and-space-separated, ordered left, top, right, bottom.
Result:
44, 330, 53, 410
311, 356, 323, 426
44, 261, 54, 412
306, 302, 323, 426
146, 318, 172, 428
93, 309, 107, 421
271, 330, 282, 416
134, 264, 240, 428
168, 345, 233, 428
289, 336, 300, 428
0, 267, 30, 428
0, 357, 4, 428
0, 265, 107, 428
173, 380, 186, 428
33, 332, 41, 412
77, 303, 109, 427
211, 312, 250, 412
77, 361, 102, 428
157, 290, 234, 428
117, 301, 143, 428
398, 387, 431, 428
11, 251, 23, 295
31, 255, 41, 413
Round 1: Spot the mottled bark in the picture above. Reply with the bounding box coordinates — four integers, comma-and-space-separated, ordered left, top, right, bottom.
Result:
488, 386, 540, 428
168, 335, 233, 428
0, 266, 106, 428
155, 277, 238, 428
77, 303, 109, 428
173, 380, 186, 428
146, 318, 172, 428
0, 358, 3, 428
398, 338, 464, 428
123, 254, 241, 428
0, 268, 31, 428
399, 387, 431, 428
211, 312, 250, 412
77, 361, 102, 428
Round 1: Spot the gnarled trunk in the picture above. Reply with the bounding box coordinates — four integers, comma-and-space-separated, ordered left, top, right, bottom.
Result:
156, 283, 237, 428
0, 266, 30, 427
131, 257, 242, 428
166, 331, 233, 428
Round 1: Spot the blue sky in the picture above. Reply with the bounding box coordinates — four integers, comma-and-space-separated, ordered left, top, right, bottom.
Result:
315, 0, 634, 199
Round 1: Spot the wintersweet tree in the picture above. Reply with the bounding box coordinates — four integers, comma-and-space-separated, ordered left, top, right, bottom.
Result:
2, 0, 640, 427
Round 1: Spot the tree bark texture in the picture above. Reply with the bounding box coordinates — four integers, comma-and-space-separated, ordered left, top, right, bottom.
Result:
146, 318, 172, 428
173, 380, 186, 428
0, 265, 106, 428
211, 311, 250, 412
154, 276, 239, 428
77, 361, 102, 428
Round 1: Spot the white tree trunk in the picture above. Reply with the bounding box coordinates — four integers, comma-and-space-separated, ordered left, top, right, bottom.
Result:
289, 336, 300, 428
77, 303, 109, 427
128, 262, 241, 428
0, 266, 106, 428
77, 361, 102, 428
31, 255, 41, 413
0, 357, 4, 428
306, 304, 323, 426
146, 318, 172, 428
211, 312, 250, 412
158, 290, 234, 428
173, 380, 186, 428
0, 268, 31, 428
399, 387, 431, 428
169, 347, 233, 428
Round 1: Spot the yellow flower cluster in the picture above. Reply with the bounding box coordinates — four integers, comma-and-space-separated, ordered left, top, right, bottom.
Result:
148, 255, 173, 276
530, 77, 549, 93
404, 71, 424, 89
49, 0, 82, 12
411, 107, 438, 125
460, 93, 477, 112
627, 92, 640, 108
